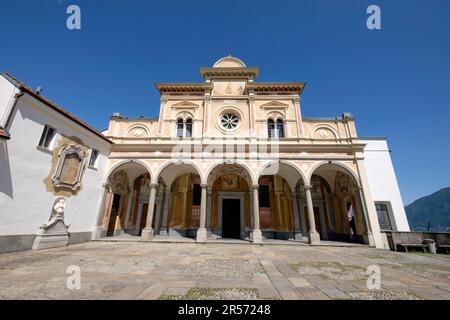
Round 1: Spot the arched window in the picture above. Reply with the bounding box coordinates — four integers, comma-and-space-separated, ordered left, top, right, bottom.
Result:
276, 119, 285, 138
267, 118, 285, 138
185, 118, 192, 138
176, 118, 193, 138
267, 119, 275, 138
176, 118, 184, 137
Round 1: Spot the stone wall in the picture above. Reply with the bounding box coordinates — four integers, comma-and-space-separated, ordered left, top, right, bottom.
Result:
383, 231, 450, 253
0, 232, 92, 254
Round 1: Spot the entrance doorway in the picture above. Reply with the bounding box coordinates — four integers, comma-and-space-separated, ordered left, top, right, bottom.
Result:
107, 194, 121, 237
222, 199, 241, 239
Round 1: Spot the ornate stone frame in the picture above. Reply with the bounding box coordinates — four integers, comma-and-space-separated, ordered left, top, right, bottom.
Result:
215, 106, 243, 135
52, 144, 86, 190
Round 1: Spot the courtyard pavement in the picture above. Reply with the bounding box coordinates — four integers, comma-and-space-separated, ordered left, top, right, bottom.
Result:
0, 242, 450, 300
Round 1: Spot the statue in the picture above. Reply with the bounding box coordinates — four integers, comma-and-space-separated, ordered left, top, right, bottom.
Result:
33, 198, 70, 250
41, 198, 68, 230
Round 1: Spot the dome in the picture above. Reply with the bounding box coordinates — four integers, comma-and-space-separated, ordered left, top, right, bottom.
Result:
213, 55, 247, 68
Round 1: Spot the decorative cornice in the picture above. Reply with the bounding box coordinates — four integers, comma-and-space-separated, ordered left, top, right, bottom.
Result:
155, 83, 213, 94
200, 67, 259, 80
245, 82, 305, 95
160, 96, 168, 103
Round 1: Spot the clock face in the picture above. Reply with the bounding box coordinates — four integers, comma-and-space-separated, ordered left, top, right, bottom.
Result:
220, 113, 240, 130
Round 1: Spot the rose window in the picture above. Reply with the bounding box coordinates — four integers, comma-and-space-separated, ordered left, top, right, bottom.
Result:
220, 113, 240, 130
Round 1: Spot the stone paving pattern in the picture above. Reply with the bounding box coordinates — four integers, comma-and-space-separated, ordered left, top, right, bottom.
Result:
0, 242, 450, 300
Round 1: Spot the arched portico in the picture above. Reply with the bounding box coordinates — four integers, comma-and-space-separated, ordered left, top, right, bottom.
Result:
154, 160, 203, 185
150, 160, 202, 239
94, 160, 152, 239
256, 161, 306, 240
94, 159, 377, 246
301, 161, 374, 245
205, 163, 254, 241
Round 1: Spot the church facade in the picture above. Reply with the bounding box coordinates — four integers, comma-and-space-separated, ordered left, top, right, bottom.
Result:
0, 56, 409, 253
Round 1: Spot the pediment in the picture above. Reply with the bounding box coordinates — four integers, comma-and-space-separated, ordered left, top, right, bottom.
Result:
260, 101, 289, 109
171, 101, 200, 109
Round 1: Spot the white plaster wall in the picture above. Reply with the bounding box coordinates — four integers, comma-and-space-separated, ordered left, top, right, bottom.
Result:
360, 138, 410, 231
0, 76, 20, 127
0, 93, 111, 236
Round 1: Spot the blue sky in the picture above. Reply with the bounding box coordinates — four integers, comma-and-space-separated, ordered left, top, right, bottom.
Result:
1, 0, 449, 205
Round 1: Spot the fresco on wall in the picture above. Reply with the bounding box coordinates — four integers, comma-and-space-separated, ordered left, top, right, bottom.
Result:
59, 153, 82, 185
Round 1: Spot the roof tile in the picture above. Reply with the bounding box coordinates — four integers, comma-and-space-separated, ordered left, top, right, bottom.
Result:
2, 72, 112, 144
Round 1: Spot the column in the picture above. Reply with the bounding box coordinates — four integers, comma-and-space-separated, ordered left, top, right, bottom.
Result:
249, 190, 254, 231
249, 93, 256, 139
153, 197, 163, 235
206, 188, 212, 233
305, 185, 320, 244
196, 184, 208, 242
124, 192, 134, 229
356, 186, 375, 246
318, 204, 328, 240
160, 187, 171, 236
355, 158, 383, 248
157, 97, 167, 136
299, 200, 307, 236
293, 97, 304, 137
325, 193, 336, 232
135, 202, 144, 235
141, 183, 158, 241
252, 185, 262, 244
203, 94, 211, 136
92, 184, 110, 240
291, 192, 302, 240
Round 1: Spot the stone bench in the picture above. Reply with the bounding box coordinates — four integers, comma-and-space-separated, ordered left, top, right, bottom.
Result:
396, 243, 427, 253
437, 244, 450, 254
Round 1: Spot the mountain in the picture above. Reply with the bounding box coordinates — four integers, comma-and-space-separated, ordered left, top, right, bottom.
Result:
405, 187, 450, 232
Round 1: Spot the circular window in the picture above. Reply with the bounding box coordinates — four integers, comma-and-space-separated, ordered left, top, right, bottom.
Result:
220, 113, 240, 130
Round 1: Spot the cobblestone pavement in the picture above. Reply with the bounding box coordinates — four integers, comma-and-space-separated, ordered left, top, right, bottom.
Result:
0, 242, 449, 300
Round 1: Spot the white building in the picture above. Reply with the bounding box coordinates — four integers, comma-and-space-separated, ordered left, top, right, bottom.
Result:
0, 72, 111, 252
0, 56, 409, 253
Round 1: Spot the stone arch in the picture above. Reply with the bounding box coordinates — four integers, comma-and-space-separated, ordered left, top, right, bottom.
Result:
104, 160, 152, 185
267, 111, 285, 121
99, 159, 153, 238
126, 124, 150, 138
154, 160, 202, 186
257, 160, 306, 190
310, 125, 340, 140
306, 161, 359, 187
305, 161, 368, 244
203, 161, 256, 186
175, 111, 194, 120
